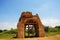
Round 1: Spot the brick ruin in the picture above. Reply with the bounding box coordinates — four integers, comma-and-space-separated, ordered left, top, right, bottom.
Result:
17, 11, 45, 38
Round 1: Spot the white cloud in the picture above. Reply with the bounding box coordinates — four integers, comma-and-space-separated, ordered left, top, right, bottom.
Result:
41, 18, 60, 27
0, 22, 17, 30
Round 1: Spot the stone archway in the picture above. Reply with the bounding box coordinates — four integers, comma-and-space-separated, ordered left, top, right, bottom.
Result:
24, 19, 39, 38
17, 11, 45, 38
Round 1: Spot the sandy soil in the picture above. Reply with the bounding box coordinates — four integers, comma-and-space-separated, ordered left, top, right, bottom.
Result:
0, 35, 60, 40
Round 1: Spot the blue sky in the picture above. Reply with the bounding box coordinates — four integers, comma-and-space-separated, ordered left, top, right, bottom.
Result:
0, 0, 60, 29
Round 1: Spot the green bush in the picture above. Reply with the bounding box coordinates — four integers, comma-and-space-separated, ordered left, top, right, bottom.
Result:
49, 28, 57, 32
0, 30, 3, 33
44, 26, 49, 32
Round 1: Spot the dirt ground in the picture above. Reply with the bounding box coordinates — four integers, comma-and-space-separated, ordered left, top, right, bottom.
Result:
0, 35, 60, 40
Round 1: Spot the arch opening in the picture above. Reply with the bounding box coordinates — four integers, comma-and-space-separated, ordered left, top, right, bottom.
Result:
24, 20, 39, 38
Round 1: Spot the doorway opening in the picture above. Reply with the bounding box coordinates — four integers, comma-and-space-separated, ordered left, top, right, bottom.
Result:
24, 23, 38, 38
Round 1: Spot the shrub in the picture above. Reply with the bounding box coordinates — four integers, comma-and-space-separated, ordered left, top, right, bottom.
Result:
0, 30, 3, 33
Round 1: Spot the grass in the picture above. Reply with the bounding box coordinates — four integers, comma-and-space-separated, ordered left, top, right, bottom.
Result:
0, 33, 16, 38
45, 31, 60, 36
0, 31, 60, 38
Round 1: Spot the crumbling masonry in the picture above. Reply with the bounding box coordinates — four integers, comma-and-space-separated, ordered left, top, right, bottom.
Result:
17, 11, 45, 38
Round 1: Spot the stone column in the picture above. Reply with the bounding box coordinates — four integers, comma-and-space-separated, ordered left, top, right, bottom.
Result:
17, 22, 24, 38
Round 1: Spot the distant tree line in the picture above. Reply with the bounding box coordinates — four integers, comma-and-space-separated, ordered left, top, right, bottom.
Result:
44, 26, 60, 32
0, 28, 17, 34
0, 26, 60, 34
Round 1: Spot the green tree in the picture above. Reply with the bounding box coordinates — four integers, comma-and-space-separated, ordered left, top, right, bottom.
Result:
44, 26, 49, 32
3, 29, 7, 31
55, 26, 60, 32
49, 27, 57, 32
0, 30, 3, 33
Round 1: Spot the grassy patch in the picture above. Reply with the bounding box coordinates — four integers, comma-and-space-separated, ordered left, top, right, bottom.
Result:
45, 32, 60, 36
0, 33, 16, 38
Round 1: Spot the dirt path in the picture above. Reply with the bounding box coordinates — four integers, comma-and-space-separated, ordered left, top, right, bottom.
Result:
0, 35, 60, 40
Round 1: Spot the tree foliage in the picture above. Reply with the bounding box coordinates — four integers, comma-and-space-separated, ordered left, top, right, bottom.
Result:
44, 26, 60, 32
3, 28, 17, 34
44, 26, 49, 32
0, 30, 3, 33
